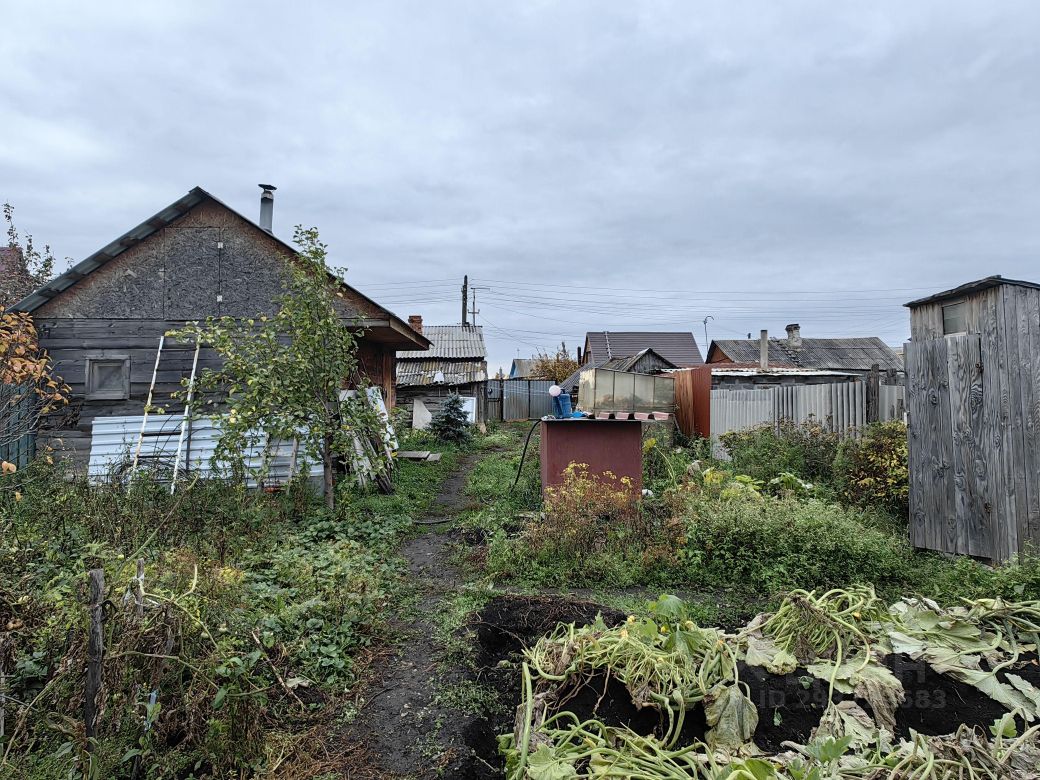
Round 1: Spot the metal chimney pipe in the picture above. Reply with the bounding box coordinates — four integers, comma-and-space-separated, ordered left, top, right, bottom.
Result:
258, 184, 276, 232
759, 329, 769, 370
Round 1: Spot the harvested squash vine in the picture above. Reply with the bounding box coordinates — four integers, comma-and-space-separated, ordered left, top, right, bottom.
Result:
502, 589, 1040, 778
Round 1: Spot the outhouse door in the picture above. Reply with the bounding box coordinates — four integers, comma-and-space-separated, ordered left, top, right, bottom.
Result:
905, 335, 991, 559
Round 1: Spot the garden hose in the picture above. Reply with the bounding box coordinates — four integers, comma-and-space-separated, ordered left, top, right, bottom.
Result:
510, 419, 541, 492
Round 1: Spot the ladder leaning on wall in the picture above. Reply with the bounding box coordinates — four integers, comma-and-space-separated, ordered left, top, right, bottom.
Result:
128, 333, 201, 492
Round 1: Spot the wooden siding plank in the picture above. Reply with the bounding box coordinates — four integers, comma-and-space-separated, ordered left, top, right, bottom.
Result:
980, 287, 1014, 560
1016, 286, 1040, 547
1004, 289, 1031, 556
946, 334, 990, 557
906, 341, 929, 549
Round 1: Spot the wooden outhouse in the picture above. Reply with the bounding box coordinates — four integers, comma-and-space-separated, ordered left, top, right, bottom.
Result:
905, 276, 1040, 562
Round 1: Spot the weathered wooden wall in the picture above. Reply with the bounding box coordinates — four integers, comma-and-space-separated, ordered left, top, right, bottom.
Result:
32, 199, 401, 471
907, 283, 1040, 562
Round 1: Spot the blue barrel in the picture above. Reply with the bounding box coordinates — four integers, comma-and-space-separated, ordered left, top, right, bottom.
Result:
552, 392, 573, 418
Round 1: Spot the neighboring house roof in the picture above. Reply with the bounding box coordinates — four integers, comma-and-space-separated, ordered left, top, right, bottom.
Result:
397, 324, 488, 387
11, 186, 429, 351
509, 358, 536, 378
559, 349, 679, 394
398, 325, 486, 359
708, 337, 903, 372
584, 331, 703, 367
599, 347, 678, 373
396, 359, 487, 387
904, 275, 1040, 307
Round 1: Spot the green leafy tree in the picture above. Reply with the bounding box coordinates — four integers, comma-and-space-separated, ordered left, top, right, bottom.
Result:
173, 226, 382, 509
430, 393, 472, 444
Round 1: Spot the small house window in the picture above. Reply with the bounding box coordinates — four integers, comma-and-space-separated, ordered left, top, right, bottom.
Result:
86, 357, 130, 400
942, 302, 967, 335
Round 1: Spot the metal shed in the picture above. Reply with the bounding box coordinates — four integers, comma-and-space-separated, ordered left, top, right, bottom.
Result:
905, 276, 1040, 562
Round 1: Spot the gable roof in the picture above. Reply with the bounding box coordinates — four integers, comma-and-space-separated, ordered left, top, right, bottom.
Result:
12, 187, 429, 350
600, 347, 678, 373
708, 337, 903, 372
584, 331, 703, 367
398, 325, 486, 360
904, 275, 1040, 308
559, 348, 679, 394
509, 358, 536, 378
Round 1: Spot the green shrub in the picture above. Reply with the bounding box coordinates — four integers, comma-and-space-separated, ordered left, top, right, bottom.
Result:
720, 419, 840, 486
833, 420, 909, 518
679, 493, 916, 598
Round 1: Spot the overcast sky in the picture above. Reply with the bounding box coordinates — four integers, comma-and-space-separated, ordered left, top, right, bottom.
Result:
4, 1, 1039, 372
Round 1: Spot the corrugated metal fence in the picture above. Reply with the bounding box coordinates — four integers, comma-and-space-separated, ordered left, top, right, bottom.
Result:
479, 379, 554, 421
711, 380, 904, 445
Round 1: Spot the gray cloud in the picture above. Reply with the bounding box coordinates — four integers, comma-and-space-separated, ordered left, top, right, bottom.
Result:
3, 1, 1039, 371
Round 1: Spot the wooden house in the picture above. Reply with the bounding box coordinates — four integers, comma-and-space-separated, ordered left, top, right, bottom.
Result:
905, 276, 1040, 562
396, 319, 487, 426
12, 186, 430, 469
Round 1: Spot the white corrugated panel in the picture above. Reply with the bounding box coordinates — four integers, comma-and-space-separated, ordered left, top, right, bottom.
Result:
88, 415, 322, 487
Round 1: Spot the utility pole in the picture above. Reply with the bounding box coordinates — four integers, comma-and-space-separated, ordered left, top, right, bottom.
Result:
461, 275, 469, 325
470, 285, 490, 326
702, 315, 714, 356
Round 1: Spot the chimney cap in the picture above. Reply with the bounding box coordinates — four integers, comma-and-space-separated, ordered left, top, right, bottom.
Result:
258, 183, 277, 192
785, 323, 800, 333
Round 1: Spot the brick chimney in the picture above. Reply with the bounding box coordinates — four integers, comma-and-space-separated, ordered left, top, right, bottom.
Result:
785, 323, 802, 351
0, 246, 23, 275
408, 314, 423, 334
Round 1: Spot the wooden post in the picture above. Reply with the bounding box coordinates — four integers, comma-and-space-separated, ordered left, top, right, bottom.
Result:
135, 559, 145, 620
866, 363, 881, 423
85, 568, 105, 746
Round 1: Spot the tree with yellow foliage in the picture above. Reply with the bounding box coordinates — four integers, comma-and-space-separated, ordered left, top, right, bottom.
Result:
1, 307, 70, 471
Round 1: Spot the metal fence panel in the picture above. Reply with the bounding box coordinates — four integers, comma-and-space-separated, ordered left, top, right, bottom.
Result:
501, 379, 554, 420
711, 380, 893, 457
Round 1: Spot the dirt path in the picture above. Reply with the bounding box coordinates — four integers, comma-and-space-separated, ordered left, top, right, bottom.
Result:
339, 454, 484, 778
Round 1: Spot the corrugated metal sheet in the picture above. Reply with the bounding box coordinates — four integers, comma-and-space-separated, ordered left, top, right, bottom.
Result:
503, 380, 554, 420
711, 337, 903, 372
87, 415, 322, 486
396, 358, 487, 387
398, 325, 486, 359
710, 380, 905, 457
585, 332, 703, 368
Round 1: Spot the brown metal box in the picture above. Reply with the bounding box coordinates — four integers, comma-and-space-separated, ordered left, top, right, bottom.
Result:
539, 418, 643, 499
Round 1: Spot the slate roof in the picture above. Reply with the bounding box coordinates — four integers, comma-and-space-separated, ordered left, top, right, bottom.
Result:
396, 324, 488, 387
396, 359, 487, 387
398, 325, 486, 359
584, 331, 703, 367
708, 337, 903, 372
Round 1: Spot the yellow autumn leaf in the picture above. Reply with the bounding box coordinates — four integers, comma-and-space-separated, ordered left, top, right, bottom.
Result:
1, 461, 16, 475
